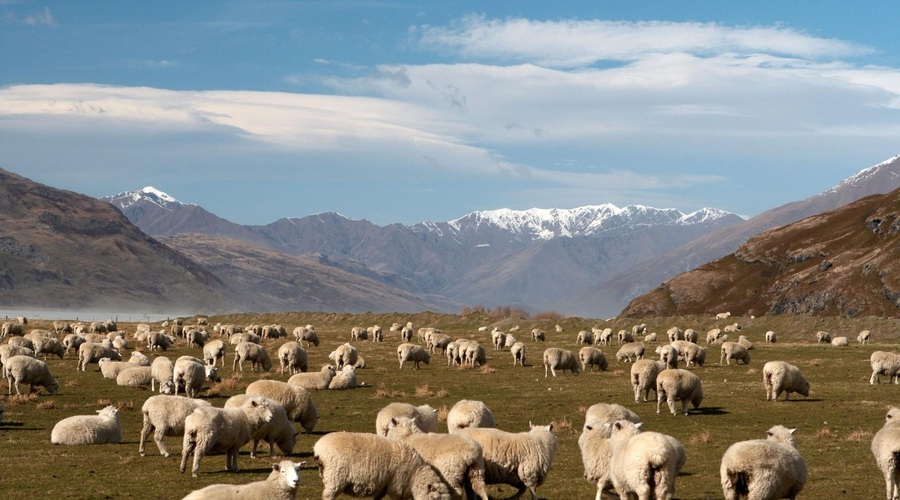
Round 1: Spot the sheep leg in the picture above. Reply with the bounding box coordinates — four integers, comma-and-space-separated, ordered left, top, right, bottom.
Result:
154, 426, 170, 457
179, 434, 195, 475
667, 397, 677, 416
138, 416, 152, 456
232, 355, 239, 372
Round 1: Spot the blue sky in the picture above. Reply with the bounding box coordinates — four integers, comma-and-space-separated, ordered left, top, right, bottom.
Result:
2, 1, 900, 225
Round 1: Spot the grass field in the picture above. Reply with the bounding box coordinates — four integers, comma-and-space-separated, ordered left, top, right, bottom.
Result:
0, 311, 898, 499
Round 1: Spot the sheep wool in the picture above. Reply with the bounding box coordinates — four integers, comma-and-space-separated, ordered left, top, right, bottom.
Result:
579, 404, 643, 499
246, 379, 318, 433
543, 348, 580, 377
447, 400, 496, 434
656, 369, 704, 416
872, 407, 900, 500
630, 359, 665, 403
721, 425, 807, 500
608, 420, 686, 500
225, 395, 297, 458
140, 395, 213, 457
288, 365, 335, 390
51, 405, 121, 445
375, 402, 439, 437
5, 355, 58, 396
763, 361, 810, 401
181, 460, 303, 500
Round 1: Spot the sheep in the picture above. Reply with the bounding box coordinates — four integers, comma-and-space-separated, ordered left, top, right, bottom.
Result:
531, 329, 545, 342
608, 419, 686, 500
737, 335, 754, 350
816, 331, 831, 344
293, 325, 320, 347
631, 359, 666, 403
872, 407, 900, 500
288, 365, 336, 390
706, 328, 723, 344
224, 394, 297, 458
492, 330, 507, 350
684, 329, 699, 343
428, 333, 451, 355
1, 321, 24, 338
617, 330, 635, 344
180, 396, 276, 477
615, 342, 645, 363
181, 460, 303, 500
185, 329, 206, 349
579, 346, 608, 372
277, 342, 308, 375
632, 324, 647, 335
509, 341, 526, 367
391, 323, 404, 332
831, 336, 850, 347
447, 399, 496, 434
682, 342, 707, 367
328, 343, 358, 370
656, 368, 704, 416
656, 344, 679, 369
33, 337, 65, 361
446, 341, 462, 367
350, 326, 368, 341
721, 425, 807, 500
314, 431, 452, 500
398, 342, 431, 370
151, 356, 175, 394
543, 347, 580, 377
116, 366, 153, 388
98, 358, 139, 379
62, 333, 86, 355
870, 351, 900, 385
576, 330, 593, 345
584, 403, 641, 431
139, 395, 212, 456
457, 423, 557, 500
503, 334, 517, 349
720, 342, 752, 365
375, 402, 439, 437
666, 327, 684, 342
716, 311, 732, 319
401, 326, 414, 342
53, 320, 71, 335
0, 344, 35, 379
231, 332, 261, 345
555, 324, 563, 333
579, 404, 644, 498
593, 328, 612, 346
233, 342, 273, 372
7, 336, 34, 351
643, 332, 658, 343
723, 322, 741, 333
328, 365, 359, 390
464, 341, 487, 368
386, 416, 489, 500
202, 340, 226, 367
112, 337, 130, 351
858, 330, 872, 344
369, 325, 384, 342
765, 330, 777, 343
129, 350, 151, 366
5, 355, 58, 396
509, 325, 520, 333
477, 326, 489, 333
148, 331, 176, 352
246, 379, 319, 433
174, 357, 220, 398
763, 361, 810, 401
51, 405, 121, 445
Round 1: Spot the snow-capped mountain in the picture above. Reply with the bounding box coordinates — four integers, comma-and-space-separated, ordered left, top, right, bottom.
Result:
105, 186, 185, 211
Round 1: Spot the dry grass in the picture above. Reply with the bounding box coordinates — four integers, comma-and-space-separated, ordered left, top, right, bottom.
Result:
553, 416, 576, 435
480, 365, 497, 374
846, 428, 874, 442
688, 429, 712, 446
35, 400, 56, 410
415, 385, 434, 398
436, 404, 449, 422
207, 373, 242, 396
436, 388, 450, 398
816, 427, 835, 439
6, 393, 38, 406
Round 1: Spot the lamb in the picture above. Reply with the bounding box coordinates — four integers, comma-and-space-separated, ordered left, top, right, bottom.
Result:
386, 416, 489, 500
224, 394, 297, 458
202, 340, 227, 367
288, 365, 336, 390
151, 355, 175, 394
5, 355, 59, 395
831, 336, 849, 347
180, 396, 275, 477
397, 342, 431, 370
656, 368, 704, 416
511, 341, 526, 366
50, 405, 121, 445
328, 365, 359, 390
375, 402, 439, 437
763, 361, 810, 401
816, 331, 831, 343
293, 325, 320, 347
245, 379, 319, 433
328, 343, 358, 369
858, 330, 872, 344
608, 420, 686, 500
765, 330, 777, 343
531, 329, 545, 341
139, 394, 212, 456
98, 358, 139, 379
447, 399, 496, 434
116, 366, 154, 388
314, 431, 452, 500
543, 347, 581, 377
277, 342, 308, 375
173, 357, 220, 398
579, 346, 608, 372
720, 342, 752, 365
181, 460, 303, 500
656, 344, 679, 369
872, 407, 900, 500
615, 342, 645, 363
456, 423, 557, 500
631, 359, 666, 403
721, 425, 807, 500
233, 342, 273, 372
870, 351, 900, 385
32, 337, 65, 360
737, 335, 754, 351
576, 330, 593, 345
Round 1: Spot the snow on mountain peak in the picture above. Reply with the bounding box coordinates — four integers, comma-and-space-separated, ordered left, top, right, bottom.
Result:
139, 186, 178, 204
105, 186, 185, 211
827, 154, 900, 194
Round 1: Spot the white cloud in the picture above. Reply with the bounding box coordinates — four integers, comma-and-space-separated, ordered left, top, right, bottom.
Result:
22, 6, 55, 26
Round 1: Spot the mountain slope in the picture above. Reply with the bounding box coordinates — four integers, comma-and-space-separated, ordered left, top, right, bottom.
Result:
621, 188, 900, 318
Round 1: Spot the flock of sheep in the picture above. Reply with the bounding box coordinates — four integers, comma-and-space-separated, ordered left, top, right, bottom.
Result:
0, 313, 899, 499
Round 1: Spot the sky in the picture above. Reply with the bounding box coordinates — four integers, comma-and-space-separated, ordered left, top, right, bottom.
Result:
2, 1, 900, 225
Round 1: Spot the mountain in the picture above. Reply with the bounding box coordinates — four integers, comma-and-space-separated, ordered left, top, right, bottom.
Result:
568, 155, 900, 318
0, 170, 236, 313
621, 187, 900, 318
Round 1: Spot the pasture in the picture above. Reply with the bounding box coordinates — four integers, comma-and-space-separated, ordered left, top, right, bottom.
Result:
0, 311, 898, 499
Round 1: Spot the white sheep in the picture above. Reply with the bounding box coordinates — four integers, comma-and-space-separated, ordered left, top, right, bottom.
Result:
656, 344, 679, 369
293, 325, 320, 347
684, 329, 699, 343
375, 402, 439, 437
397, 342, 431, 370
608, 420, 686, 500
583, 403, 641, 431
288, 365, 336, 390
858, 329, 872, 344
0, 344, 35, 379
116, 366, 154, 388
706, 328, 722, 344
831, 336, 849, 347
511, 341, 526, 366
224, 394, 297, 458
369, 325, 384, 342
463, 341, 487, 368
736, 335, 753, 351
716, 311, 732, 319
816, 331, 831, 343
180, 396, 275, 477
139, 394, 212, 457
615, 342, 645, 363
401, 326, 414, 342
532, 329, 545, 342
246, 379, 319, 433
350, 326, 368, 341
457, 423, 557, 500
447, 399, 496, 434
277, 342, 308, 375
314, 431, 452, 500
98, 358, 139, 379
173, 357, 220, 398
555, 324, 563, 333
631, 359, 666, 403
579, 346, 608, 372
181, 460, 303, 500
666, 327, 684, 342
765, 330, 777, 343
328, 365, 358, 390
148, 331, 176, 352
870, 351, 900, 385
446, 341, 462, 366
872, 407, 900, 500
7, 336, 34, 351
62, 333, 86, 355
576, 330, 593, 345
151, 355, 175, 394
386, 416, 489, 500
428, 333, 452, 355
763, 361, 810, 401
51, 405, 121, 445
543, 347, 580, 377
617, 330, 635, 344
723, 322, 741, 333
720, 342, 751, 365
657, 368, 704, 416
721, 425, 807, 500
644, 332, 658, 343
328, 343, 358, 369
5, 355, 58, 395
77, 342, 121, 371
682, 343, 707, 367
233, 342, 273, 372
202, 340, 226, 367
129, 351, 151, 366
578, 404, 644, 500
596, 328, 614, 346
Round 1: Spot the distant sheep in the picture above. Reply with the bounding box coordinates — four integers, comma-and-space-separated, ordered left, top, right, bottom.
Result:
576, 331, 592, 345
720, 342, 751, 365
579, 347, 608, 372
617, 330, 635, 344
596, 328, 614, 346
51, 405, 121, 445
858, 330, 872, 344
816, 331, 831, 344
706, 328, 723, 344
655, 344, 678, 369
397, 343, 431, 370
543, 348, 580, 377
293, 325, 320, 347
328, 343, 358, 370
33, 337, 65, 361
99, 358, 139, 380
666, 327, 684, 342
447, 400, 496, 434
615, 342, 645, 363
246, 379, 319, 433
656, 368, 704, 416
233, 342, 273, 372
643, 332, 657, 343
723, 322, 741, 333
763, 361, 810, 401
684, 329, 699, 343
511, 342, 526, 367
765, 330, 777, 343
5, 355, 58, 396
831, 336, 849, 347
682, 343, 707, 367
531, 329, 545, 341
716, 311, 731, 320
721, 425, 807, 500
375, 402, 438, 437
350, 326, 368, 341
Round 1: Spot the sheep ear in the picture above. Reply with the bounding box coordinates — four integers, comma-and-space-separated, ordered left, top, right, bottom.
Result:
788, 428, 797, 435
635, 422, 643, 430
766, 431, 773, 437
272, 463, 281, 472
548, 422, 554, 432
251, 400, 258, 407
585, 424, 593, 431
614, 421, 623, 430
528, 420, 534, 429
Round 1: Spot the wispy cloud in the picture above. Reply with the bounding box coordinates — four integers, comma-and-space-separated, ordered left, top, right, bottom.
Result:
9, 5, 56, 27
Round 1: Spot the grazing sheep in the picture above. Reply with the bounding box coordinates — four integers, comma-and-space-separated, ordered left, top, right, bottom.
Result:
584, 403, 641, 431
231, 332, 261, 345
684, 329, 699, 343
492, 330, 507, 351
511, 341, 526, 366
720, 342, 752, 365
148, 331, 176, 352
615, 342, 645, 363
576, 330, 593, 345
350, 326, 368, 341
5, 355, 58, 396
463, 341, 487, 368
457, 423, 557, 500
51, 405, 121, 445
858, 330, 872, 344
532, 329, 545, 342
816, 331, 831, 344
224, 394, 297, 458
763, 361, 810, 401
503, 335, 517, 349
233, 342, 273, 372
447, 400, 496, 434
608, 420, 686, 500
202, 340, 226, 367
643, 332, 658, 343
398, 343, 431, 370
314, 431, 452, 500
0, 344, 35, 375
596, 328, 614, 346
401, 326, 414, 342
579, 346, 608, 372
293, 325, 320, 347
632, 324, 647, 335
181, 460, 303, 500
246, 379, 318, 433
543, 347, 581, 377
369, 325, 384, 342
7, 336, 34, 351
657, 368, 704, 416
446, 341, 463, 367
666, 327, 684, 342
737, 335, 753, 350
328, 365, 359, 390
618, 330, 635, 344
578, 404, 644, 499
386, 416, 489, 500
116, 366, 153, 388
631, 359, 666, 403
682, 342, 707, 367
53, 320, 71, 335
656, 344, 679, 369
1, 322, 24, 338
721, 425, 807, 500
180, 396, 276, 477
375, 403, 439, 437
765, 331, 777, 343
151, 356, 175, 394
174, 357, 220, 398
872, 407, 900, 500
277, 342, 309, 375
831, 336, 849, 347
870, 351, 900, 385
186, 329, 206, 349
328, 343, 358, 370
62, 334, 86, 355
428, 333, 452, 355
706, 328, 723, 344
33, 337, 65, 361
288, 365, 336, 390
139, 395, 213, 456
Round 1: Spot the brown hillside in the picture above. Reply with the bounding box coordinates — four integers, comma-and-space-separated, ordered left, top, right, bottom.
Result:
622, 188, 900, 318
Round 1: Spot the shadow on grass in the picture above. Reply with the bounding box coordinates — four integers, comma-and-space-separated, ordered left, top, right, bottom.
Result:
693, 406, 729, 416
